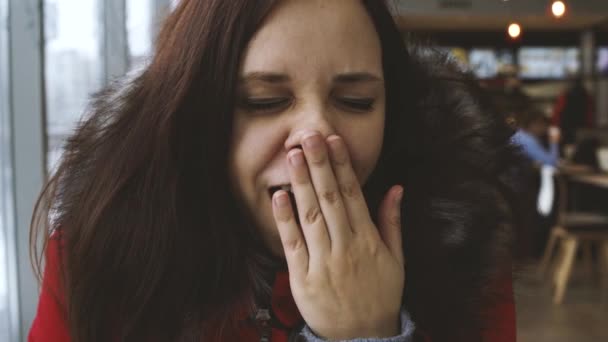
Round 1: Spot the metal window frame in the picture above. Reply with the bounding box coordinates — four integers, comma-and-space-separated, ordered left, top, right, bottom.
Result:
151, 0, 171, 47
103, 0, 129, 82
8, 0, 45, 340
1, 1, 19, 341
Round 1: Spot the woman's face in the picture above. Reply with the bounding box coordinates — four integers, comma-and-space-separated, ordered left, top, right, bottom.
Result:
229, 0, 385, 255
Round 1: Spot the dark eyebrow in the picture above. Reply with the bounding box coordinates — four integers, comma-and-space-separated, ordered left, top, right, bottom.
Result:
239, 72, 291, 84
333, 72, 383, 84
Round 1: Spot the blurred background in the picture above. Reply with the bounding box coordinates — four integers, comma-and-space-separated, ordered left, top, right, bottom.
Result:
0, 0, 607, 341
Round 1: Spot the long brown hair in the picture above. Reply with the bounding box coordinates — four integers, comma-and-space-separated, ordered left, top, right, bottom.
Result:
32, 0, 523, 341
33, 1, 278, 340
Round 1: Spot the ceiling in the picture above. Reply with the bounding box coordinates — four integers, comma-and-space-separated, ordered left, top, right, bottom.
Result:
394, 0, 608, 31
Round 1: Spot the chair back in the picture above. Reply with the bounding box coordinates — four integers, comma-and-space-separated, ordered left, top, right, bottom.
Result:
554, 172, 569, 225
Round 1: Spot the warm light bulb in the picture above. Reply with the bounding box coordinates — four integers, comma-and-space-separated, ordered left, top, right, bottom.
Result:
508, 23, 521, 39
552, 1, 566, 18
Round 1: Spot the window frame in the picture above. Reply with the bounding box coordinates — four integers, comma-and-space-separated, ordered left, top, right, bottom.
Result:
8, 0, 45, 339
1, 0, 19, 341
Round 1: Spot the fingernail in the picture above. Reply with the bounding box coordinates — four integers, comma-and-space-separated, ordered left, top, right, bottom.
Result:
303, 134, 322, 149
289, 150, 304, 166
275, 192, 290, 208
327, 135, 348, 163
327, 135, 340, 151
395, 187, 404, 204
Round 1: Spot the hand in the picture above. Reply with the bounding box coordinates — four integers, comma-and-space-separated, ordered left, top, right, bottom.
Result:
548, 126, 561, 144
271, 131, 405, 340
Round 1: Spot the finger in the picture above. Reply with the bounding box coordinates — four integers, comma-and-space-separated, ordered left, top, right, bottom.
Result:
272, 190, 309, 278
301, 132, 353, 250
377, 185, 405, 266
287, 148, 331, 262
326, 135, 373, 233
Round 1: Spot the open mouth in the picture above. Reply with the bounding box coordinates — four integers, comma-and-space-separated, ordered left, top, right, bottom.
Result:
268, 185, 300, 225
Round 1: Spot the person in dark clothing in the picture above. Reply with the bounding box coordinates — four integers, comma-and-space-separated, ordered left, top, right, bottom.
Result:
552, 78, 595, 145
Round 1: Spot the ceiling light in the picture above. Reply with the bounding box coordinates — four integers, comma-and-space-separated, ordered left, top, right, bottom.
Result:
508, 23, 521, 39
551, 1, 566, 18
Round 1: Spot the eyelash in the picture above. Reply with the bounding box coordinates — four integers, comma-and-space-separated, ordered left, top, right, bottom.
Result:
337, 98, 375, 112
240, 97, 375, 113
240, 98, 291, 112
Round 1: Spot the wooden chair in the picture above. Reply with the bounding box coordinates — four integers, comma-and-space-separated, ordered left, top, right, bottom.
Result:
537, 172, 608, 304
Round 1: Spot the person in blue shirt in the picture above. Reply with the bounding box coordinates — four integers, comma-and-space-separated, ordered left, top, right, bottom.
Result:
512, 109, 561, 167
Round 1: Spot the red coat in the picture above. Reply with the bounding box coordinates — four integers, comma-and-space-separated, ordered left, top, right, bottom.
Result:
29, 237, 516, 342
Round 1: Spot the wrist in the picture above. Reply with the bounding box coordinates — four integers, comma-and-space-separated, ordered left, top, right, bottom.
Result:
369, 315, 401, 338
322, 314, 401, 340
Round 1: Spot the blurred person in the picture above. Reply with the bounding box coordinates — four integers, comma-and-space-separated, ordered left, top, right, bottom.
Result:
513, 109, 560, 168
551, 77, 595, 145
495, 77, 532, 128
28, 1, 524, 341
513, 109, 562, 256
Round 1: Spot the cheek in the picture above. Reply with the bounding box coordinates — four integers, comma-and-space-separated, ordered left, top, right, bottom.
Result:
339, 116, 385, 183
230, 119, 284, 195
229, 120, 261, 201
228, 138, 248, 201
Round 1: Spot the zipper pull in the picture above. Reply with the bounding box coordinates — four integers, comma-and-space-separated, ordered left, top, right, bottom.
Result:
255, 308, 272, 342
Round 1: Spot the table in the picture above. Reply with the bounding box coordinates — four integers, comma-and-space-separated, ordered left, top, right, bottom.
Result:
558, 162, 608, 189
570, 174, 608, 189
559, 163, 595, 176
555, 163, 608, 214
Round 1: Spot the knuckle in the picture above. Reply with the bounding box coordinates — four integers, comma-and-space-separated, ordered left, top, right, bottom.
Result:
277, 211, 292, 223
276, 208, 294, 223
304, 206, 322, 225
290, 175, 308, 187
309, 154, 326, 166
367, 241, 381, 258
282, 237, 305, 253
293, 177, 309, 186
333, 152, 348, 166
320, 189, 339, 205
388, 214, 400, 227
339, 181, 358, 198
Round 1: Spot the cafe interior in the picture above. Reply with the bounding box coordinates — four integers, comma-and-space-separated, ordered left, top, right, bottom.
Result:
1, 0, 608, 341
396, 1, 608, 341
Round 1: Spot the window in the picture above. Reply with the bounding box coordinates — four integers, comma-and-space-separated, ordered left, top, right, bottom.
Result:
44, 0, 104, 171
468, 49, 497, 79
45, 0, 175, 171
518, 47, 580, 79
128, 0, 153, 68
468, 48, 515, 79
598, 47, 608, 76
0, 0, 15, 339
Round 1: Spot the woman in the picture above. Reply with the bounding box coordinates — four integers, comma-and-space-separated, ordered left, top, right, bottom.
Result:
29, 0, 522, 341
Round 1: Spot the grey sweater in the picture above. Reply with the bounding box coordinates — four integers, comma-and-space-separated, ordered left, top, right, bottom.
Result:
296, 310, 415, 342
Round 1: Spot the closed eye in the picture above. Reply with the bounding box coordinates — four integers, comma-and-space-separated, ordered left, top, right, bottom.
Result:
337, 97, 375, 112
239, 98, 291, 113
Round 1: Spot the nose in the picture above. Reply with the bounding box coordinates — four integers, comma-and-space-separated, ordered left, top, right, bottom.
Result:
283, 110, 336, 151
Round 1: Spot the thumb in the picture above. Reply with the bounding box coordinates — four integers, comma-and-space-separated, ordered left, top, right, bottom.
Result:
378, 185, 404, 266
